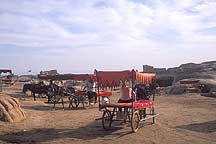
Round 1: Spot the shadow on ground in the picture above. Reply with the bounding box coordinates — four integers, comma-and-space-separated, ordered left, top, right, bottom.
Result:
177, 120, 216, 133
0, 120, 136, 143
22, 105, 97, 111
7, 92, 31, 99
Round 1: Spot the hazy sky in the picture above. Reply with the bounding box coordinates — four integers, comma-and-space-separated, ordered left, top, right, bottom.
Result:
0, 0, 216, 75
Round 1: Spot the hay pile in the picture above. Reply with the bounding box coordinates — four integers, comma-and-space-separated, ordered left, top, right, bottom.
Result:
0, 95, 26, 122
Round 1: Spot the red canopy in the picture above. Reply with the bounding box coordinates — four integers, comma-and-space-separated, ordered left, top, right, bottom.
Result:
135, 72, 156, 85
96, 70, 131, 87
38, 74, 96, 81
95, 70, 156, 87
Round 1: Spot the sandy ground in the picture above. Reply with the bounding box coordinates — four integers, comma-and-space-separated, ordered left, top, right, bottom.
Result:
0, 83, 215, 144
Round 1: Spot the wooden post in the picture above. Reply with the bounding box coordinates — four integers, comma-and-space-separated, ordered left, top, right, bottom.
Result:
95, 69, 101, 110
152, 77, 156, 101
131, 69, 135, 112
0, 72, 2, 92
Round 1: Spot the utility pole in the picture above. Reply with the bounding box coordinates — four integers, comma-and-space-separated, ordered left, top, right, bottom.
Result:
0, 72, 2, 92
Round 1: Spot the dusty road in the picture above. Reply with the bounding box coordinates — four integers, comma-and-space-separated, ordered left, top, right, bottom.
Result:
0, 83, 215, 144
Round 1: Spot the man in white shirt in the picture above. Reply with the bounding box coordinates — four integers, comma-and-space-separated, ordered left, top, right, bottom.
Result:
84, 79, 97, 104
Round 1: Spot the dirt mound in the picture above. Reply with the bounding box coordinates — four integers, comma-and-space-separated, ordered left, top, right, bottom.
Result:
173, 61, 216, 82
201, 92, 216, 97
165, 85, 186, 95
144, 61, 216, 88
0, 95, 26, 122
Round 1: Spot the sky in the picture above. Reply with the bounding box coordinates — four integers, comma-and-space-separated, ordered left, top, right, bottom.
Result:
0, 0, 216, 75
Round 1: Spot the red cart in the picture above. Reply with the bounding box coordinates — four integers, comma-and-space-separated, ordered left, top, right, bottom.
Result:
95, 69, 159, 132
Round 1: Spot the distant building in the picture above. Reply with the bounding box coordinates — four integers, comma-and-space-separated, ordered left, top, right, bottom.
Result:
39, 70, 59, 75
143, 65, 154, 73
143, 65, 166, 74
142, 65, 174, 87
0, 69, 12, 74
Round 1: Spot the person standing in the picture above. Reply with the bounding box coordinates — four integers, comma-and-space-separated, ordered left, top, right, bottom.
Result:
84, 79, 97, 104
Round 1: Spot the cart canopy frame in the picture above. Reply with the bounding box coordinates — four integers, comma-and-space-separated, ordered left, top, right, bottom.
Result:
95, 69, 156, 108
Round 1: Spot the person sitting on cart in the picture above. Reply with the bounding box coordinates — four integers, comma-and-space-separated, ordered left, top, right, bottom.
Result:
117, 83, 134, 119
118, 83, 133, 103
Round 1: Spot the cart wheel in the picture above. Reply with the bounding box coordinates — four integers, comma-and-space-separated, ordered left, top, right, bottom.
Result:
69, 97, 79, 109
131, 110, 140, 133
49, 95, 56, 103
102, 110, 112, 130
82, 96, 89, 109
151, 107, 156, 124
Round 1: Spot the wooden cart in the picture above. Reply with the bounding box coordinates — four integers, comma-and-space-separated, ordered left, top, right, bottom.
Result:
38, 73, 97, 109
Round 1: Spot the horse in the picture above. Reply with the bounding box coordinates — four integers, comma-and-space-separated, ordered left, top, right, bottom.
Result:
23, 83, 49, 101
23, 83, 70, 110
22, 83, 33, 93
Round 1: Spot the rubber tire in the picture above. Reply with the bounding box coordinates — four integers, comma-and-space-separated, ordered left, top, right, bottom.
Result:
151, 106, 156, 124
131, 110, 140, 133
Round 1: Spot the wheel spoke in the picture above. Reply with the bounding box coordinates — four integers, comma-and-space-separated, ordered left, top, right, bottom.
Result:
102, 110, 112, 130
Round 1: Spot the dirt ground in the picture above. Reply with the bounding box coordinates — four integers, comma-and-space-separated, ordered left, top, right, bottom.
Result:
0, 83, 216, 144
